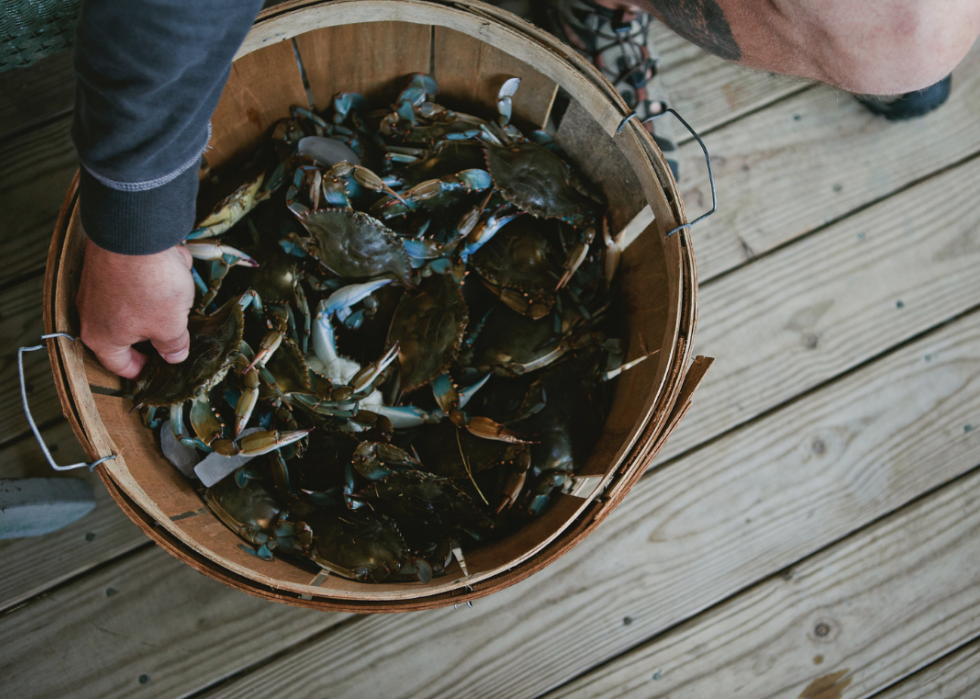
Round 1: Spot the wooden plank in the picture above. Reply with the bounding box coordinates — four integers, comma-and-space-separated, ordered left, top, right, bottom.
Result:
200, 297, 980, 699
0, 51, 75, 142
295, 21, 432, 110
550, 470, 980, 699
658, 150, 980, 463
0, 545, 347, 699
650, 22, 811, 137
0, 275, 65, 448
0, 422, 147, 613
873, 637, 980, 699
0, 115, 78, 288
678, 39, 980, 283
433, 27, 558, 130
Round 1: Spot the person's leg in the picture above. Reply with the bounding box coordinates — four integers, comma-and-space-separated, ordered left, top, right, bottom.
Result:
613, 0, 979, 96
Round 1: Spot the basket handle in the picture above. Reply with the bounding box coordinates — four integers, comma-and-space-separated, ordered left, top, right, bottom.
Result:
618, 107, 717, 238
18, 333, 116, 472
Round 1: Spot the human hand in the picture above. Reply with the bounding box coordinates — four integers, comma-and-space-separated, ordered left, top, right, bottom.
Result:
77, 239, 196, 379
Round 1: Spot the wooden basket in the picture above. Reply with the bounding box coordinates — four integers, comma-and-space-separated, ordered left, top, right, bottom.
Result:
43, 0, 710, 613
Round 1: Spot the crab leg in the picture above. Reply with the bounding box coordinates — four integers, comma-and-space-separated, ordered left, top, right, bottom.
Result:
212, 429, 313, 457
234, 366, 260, 438
556, 225, 596, 290
462, 204, 522, 260
187, 174, 265, 240
245, 324, 286, 373
352, 441, 423, 481
189, 395, 224, 446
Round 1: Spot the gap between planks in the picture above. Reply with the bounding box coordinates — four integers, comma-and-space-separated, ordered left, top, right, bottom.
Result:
548, 464, 980, 699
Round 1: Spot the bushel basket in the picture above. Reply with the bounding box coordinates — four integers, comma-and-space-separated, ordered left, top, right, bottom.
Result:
43, 0, 709, 612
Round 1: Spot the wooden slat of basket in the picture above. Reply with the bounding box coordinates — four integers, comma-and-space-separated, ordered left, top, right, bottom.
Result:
237, 0, 624, 136
206, 40, 309, 172
201, 291, 980, 699
432, 26, 558, 130
294, 21, 431, 111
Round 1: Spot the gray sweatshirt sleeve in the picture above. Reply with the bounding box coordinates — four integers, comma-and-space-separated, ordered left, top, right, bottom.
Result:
72, 0, 264, 255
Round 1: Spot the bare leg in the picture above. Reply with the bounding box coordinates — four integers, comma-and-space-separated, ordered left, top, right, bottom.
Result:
602, 0, 980, 95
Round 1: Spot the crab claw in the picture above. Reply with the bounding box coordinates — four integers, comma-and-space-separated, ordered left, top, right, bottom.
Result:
350, 343, 400, 393
465, 416, 535, 444
236, 429, 314, 457
321, 278, 393, 318
556, 225, 596, 290
184, 243, 259, 268
497, 77, 521, 128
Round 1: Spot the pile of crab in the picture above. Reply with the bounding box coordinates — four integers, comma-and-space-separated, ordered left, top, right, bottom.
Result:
133, 74, 647, 584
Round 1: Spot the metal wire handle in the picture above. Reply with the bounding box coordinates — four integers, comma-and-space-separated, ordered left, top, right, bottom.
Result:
617, 107, 718, 238
18, 333, 116, 472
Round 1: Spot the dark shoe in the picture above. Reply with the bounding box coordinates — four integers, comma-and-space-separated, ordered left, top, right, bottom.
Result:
540, 0, 680, 178
855, 74, 952, 121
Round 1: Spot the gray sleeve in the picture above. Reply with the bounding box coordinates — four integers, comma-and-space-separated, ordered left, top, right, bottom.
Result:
72, 0, 264, 255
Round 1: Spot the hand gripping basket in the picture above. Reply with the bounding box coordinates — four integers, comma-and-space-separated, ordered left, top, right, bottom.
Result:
41, 0, 711, 613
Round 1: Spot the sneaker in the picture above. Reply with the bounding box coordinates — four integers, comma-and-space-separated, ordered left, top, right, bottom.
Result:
539, 0, 680, 179
855, 74, 952, 121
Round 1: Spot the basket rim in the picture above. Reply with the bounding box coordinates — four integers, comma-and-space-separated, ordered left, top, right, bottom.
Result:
46, 0, 703, 612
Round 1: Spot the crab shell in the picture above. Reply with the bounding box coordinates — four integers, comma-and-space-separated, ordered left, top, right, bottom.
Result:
296, 208, 413, 287
204, 477, 284, 547
469, 217, 559, 320
307, 511, 414, 582
133, 296, 245, 408
484, 141, 599, 228
386, 273, 469, 394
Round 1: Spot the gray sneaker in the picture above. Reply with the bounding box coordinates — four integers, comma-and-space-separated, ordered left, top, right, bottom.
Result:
539, 0, 679, 178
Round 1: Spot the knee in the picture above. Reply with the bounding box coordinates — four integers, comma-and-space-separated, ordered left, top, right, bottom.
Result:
805, 0, 980, 94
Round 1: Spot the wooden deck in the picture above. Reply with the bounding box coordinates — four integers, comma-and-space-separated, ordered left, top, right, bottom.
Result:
2, 21, 980, 699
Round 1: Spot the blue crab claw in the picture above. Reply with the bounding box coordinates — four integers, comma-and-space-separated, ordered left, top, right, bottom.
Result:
321, 278, 393, 319
465, 416, 535, 444
458, 373, 491, 409
530, 130, 560, 152
375, 405, 440, 428
184, 243, 259, 268
556, 225, 597, 290
409, 73, 439, 97
462, 204, 523, 260
216, 429, 314, 457
333, 92, 367, 123
350, 343, 400, 393
240, 543, 275, 561
188, 174, 265, 239
290, 105, 330, 129
497, 77, 521, 127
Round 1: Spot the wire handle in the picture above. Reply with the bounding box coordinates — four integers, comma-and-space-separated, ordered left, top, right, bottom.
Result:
618, 107, 718, 238
18, 333, 116, 472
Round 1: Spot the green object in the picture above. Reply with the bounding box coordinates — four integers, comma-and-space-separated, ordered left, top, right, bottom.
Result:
0, 0, 81, 71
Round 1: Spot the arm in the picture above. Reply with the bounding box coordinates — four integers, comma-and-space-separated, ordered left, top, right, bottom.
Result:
73, 0, 263, 377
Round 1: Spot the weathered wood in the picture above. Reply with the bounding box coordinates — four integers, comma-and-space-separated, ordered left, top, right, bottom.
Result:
874, 637, 980, 699
0, 275, 64, 448
206, 39, 308, 172
0, 545, 347, 699
0, 422, 147, 613
0, 51, 75, 142
659, 150, 980, 463
295, 21, 431, 110
201, 300, 980, 699
650, 22, 811, 138
0, 115, 77, 288
679, 39, 980, 283
550, 470, 980, 699
433, 27, 557, 130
